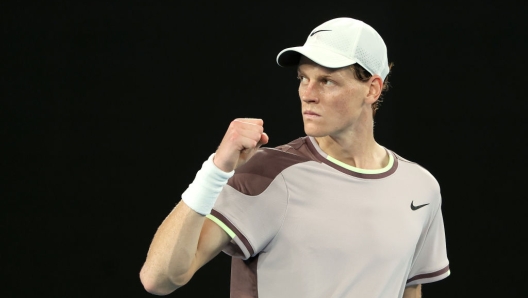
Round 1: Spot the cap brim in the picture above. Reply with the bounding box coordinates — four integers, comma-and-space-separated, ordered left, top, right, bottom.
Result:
276, 45, 357, 68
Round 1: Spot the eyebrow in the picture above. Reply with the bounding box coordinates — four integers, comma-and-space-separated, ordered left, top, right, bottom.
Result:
297, 69, 336, 80
297, 65, 337, 75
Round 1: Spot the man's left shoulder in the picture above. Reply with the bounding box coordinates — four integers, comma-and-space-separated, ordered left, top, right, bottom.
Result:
390, 150, 440, 188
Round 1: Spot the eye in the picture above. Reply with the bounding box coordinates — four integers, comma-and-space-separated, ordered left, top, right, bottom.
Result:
322, 78, 334, 85
297, 75, 308, 83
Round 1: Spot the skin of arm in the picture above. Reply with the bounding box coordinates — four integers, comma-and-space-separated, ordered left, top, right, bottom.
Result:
139, 119, 268, 295
403, 284, 422, 298
139, 202, 230, 295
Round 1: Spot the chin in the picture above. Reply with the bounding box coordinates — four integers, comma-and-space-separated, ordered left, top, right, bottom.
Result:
304, 126, 328, 138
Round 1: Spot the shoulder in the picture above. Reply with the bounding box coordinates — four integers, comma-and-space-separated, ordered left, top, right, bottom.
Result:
227, 138, 313, 196
274, 136, 320, 160
235, 137, 314, 177
391, 150, 441, 191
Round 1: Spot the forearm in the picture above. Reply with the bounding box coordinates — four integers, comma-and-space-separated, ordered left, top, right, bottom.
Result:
140, 201, 205, 295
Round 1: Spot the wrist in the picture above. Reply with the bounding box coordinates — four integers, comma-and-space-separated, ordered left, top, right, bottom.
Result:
212, 154, 233, 173
181, 153, 234, 215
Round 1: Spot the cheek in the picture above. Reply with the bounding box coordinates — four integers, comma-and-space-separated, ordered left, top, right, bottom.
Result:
329, 93, 363, 124
333, 96, 357, 117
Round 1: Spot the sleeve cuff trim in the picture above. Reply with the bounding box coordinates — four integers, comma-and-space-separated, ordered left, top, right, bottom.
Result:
210, 209, 255, 256
206, 214, 236, 238
407, 265, 450, 284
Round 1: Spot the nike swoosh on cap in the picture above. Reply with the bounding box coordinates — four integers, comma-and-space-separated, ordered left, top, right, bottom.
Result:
310, 29, 332, 36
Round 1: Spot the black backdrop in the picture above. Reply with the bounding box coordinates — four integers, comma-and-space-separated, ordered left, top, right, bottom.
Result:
4, 1, 528, 297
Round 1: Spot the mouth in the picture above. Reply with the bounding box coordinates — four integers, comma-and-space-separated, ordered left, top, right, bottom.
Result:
303, 111, 321, 120
303, 111, 320, 116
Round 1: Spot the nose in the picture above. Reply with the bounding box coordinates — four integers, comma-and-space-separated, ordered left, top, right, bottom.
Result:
299, 81, 319, 103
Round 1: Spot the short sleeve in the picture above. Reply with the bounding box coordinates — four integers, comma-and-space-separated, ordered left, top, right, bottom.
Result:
406, 198, 450, 285
207, 155, 290, 260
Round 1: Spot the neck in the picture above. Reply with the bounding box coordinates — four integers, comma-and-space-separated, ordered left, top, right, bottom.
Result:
314, 115, 387, 170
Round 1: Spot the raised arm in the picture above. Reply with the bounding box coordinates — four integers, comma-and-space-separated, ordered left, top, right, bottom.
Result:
139, 119, 268, 295
139, 201, 230, 295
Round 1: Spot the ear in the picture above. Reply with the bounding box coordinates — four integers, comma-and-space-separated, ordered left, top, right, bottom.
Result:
365, 75, 383, 105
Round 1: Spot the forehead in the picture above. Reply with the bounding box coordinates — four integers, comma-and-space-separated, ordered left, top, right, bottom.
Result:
297, 56, 352, 77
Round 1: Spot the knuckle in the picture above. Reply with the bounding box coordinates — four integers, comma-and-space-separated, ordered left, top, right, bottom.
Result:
230, 130, 240, 140
229, 120, 239, 129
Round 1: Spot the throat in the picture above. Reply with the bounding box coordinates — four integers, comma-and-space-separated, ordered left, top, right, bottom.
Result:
331, 150, 389, 170
315, 137, 389, 170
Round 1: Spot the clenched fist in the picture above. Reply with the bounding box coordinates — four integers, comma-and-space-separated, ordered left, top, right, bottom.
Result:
213, 118, 269, 172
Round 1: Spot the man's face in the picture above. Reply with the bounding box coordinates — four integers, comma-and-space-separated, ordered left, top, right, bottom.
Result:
297, 56, 372, 138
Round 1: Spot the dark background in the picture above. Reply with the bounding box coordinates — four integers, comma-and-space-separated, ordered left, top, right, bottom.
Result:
3, 1, 527, 297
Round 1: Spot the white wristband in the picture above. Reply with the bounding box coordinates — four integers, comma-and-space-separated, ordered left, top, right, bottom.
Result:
181, 153, 234, 215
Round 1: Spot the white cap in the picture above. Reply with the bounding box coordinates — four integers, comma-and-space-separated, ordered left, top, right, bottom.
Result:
276, 17, 390, 80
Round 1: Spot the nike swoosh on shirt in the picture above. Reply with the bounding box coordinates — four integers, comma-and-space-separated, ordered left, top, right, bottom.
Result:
410, 201, 429, 211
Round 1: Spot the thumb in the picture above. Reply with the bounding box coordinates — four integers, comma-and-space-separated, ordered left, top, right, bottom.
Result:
257, 132, 269, 148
